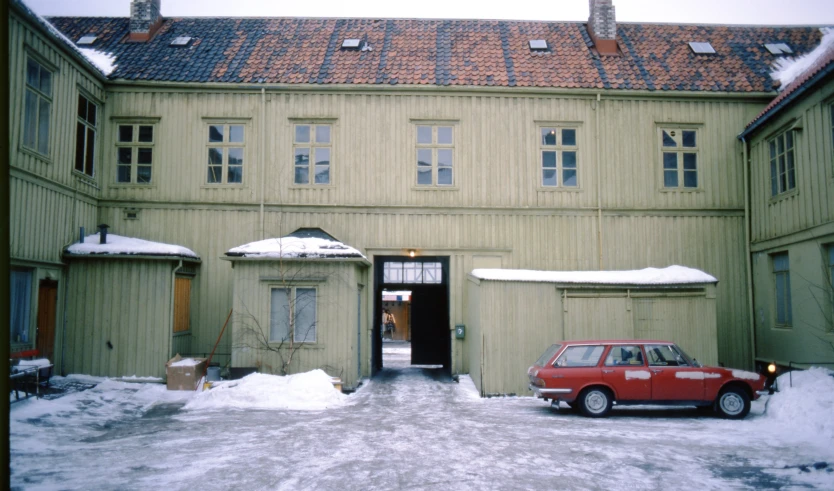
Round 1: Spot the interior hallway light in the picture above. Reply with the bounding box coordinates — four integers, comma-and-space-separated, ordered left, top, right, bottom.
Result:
408, 250, 416, 258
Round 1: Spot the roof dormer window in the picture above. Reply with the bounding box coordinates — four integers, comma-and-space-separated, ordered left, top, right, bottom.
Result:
77, 35, 97, 45
341, 39, 361, 50
764, 43, 793, 55
170, 36, 193, 47
529, 39, 549, 52
688, 42, 716, 54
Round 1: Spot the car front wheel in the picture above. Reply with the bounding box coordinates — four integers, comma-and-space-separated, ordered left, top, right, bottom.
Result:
578, 387, 612, 418
715, 387, 750, 419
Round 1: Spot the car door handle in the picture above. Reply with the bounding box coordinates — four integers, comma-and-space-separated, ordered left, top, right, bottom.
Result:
602, 370, 613, 374
651, 369, 662, 374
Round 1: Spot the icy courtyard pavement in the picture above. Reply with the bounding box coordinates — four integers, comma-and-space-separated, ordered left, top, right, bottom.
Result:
10, 345, 834, 491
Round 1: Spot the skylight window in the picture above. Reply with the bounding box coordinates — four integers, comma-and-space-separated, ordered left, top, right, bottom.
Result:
529, 39, 549, 51
688, 42, 716, 54
170, 36, 193, 47
764, 43, 793, 55
77, 35, 97, 45
341, 39, 361, 49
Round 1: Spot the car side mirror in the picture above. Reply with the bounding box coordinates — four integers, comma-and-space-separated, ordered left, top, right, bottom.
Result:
692, 358, 703, 368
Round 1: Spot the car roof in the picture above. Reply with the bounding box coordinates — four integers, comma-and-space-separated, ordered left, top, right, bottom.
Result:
557, 340, 673, 345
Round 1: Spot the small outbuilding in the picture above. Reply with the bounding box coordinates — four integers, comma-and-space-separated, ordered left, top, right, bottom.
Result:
225, 228, 370, 390
62, 229, 201, 378
466, 266, 719, 396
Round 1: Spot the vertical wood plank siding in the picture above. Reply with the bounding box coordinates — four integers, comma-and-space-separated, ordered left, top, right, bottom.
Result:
230, 261, 364, 388
471, 280, 717, 396
64, 260, 173, 378
749, 80, 834, 244
9, 12, 104, 265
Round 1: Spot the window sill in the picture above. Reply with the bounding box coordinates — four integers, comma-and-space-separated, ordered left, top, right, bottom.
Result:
536, 186, 583, 192
73, 171, 99, 189
411, 185, 459, 191
111, 182, 157, 189
768, 189, 799, 204
771, 324, 793, 330
200, 183, 247, 189
173, 331, 191, 338
659, 187, 703, 193
19, 145, 52, 165
266, 342, 324, 350
288, 184, 334, 190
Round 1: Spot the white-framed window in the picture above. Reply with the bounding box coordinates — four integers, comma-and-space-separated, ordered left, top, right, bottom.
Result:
206, 123, 245, 184
74, 94, 97, 177
416, 125, 454, 186
10, 269, 33, 345
660, 128, 698, 189
539, 126, 578, 188
772, 252, 792, 327
769, 130, 796, 196
270, 286, 317, 343
293, 124, 331, 185
23, 57, 52, 156
383, 262, 442, 284
116, 123, 155, 184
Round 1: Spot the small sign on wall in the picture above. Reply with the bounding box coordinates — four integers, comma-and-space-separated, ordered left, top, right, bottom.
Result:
455, 324, 465, 339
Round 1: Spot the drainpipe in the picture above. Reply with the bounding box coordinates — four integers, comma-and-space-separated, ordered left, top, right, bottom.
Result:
594, 93, 604, 270
741, 136, 756, 369
260, 87, 266, 239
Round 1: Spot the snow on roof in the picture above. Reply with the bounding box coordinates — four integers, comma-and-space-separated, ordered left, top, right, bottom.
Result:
65, 233, 199, 259
771, 28, 834, 89
227, 236, 365, 260
470, 265, 717, 285
13, 0, 116, 77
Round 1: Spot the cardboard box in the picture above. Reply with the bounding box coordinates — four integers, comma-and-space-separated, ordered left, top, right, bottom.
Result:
165, 354, 207, 391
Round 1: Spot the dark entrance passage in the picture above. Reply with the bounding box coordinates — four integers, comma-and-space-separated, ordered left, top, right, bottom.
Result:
373, 256, 450, 374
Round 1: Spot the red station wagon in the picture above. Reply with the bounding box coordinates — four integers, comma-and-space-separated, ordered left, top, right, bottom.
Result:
528, 340, 769, 419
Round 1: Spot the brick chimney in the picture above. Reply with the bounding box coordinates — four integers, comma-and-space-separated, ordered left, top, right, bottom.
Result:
588, 0, 618, 56
129, 0, 162, 42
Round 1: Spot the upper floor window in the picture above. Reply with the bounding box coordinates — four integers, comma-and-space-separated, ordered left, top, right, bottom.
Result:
116, 124, 154, 184
74, 95, 97, 177
773, 252, 792, 327
207, 123, 244, 184
293, 124, 331, 185
416, 125, 454, 186
23, 57, 52, 156
540, 127, 578, 188
10, 269, 33, 345
660, 128, 698, 189
769, 130, 796, 196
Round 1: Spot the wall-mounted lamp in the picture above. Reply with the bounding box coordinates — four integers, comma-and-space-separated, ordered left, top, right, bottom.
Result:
408, 249, 416, 258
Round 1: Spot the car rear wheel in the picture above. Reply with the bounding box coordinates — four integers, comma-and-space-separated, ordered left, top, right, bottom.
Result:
578, 387, 612, 418
715, 386, 750, 419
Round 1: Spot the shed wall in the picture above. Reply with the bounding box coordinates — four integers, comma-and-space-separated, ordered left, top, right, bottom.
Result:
230, 261, 366, 389
64, 259, 174, 378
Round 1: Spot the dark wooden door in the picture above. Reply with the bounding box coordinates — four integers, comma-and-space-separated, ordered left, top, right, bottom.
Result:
36, 279, 58, 361
410, 284, 449, 367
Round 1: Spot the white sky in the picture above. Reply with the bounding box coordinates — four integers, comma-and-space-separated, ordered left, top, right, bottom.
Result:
22, 0, 834, 25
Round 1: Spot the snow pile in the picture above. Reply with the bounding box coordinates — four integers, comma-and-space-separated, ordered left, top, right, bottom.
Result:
66, 232, 198, 258
771, 28, 834, 88
764, 367, 834, 447
169, 357, 202, 367
227, 236, 365, 259
184, 369, 348, 411
471, 265, 717, 285
15, 358, 52, 368
78, 47, 117, 76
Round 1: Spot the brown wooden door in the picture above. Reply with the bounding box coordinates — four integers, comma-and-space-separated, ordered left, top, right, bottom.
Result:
36, 279, 59, 360
173, 277, 192, 334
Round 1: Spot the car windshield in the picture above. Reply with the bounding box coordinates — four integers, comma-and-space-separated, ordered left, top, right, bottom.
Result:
534, 344, 562, 367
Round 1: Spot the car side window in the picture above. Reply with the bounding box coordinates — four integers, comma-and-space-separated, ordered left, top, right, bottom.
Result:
646, 345, 688, 367
604, 345, 644, 366
555, 345, 605, 367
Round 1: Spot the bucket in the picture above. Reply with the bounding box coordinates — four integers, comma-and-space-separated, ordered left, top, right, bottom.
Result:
206, 366, 221, 381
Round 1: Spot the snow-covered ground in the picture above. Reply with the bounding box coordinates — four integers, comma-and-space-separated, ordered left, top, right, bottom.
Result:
10, 347, 834, 490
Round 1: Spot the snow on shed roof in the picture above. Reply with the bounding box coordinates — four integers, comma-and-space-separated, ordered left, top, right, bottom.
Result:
65, 233, 199, 259
226, 236, 366, 260
470, 265, 717, 286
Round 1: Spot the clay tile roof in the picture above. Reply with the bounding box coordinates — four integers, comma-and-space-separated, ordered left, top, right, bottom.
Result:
742, 36, 834, 136
44, 15, 825, 93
